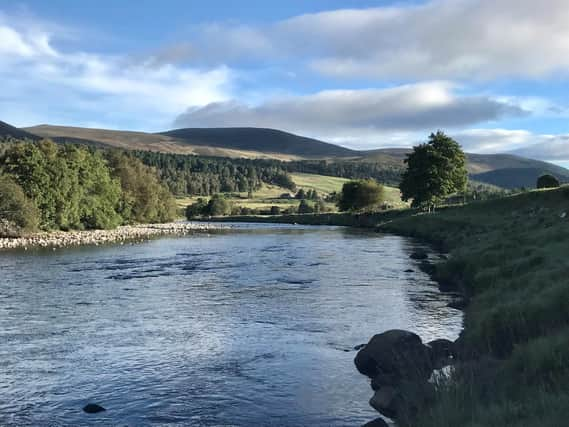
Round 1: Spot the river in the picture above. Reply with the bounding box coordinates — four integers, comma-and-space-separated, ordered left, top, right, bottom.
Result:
0, 223, 462, 426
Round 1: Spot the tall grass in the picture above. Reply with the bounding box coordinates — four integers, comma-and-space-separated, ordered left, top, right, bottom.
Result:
379, 186, 569, 426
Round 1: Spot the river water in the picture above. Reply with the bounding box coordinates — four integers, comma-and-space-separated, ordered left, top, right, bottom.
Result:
0, 223, 462, 426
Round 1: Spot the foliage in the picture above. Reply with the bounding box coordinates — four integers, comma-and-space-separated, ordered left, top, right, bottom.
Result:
0, 140, 177, 230
400, 131, 468, 210
186, 194, 233, 218
2, 140, 122, 229
379, 187, 569, 427
297, 199, 314, 214
106, 151, 177, 223
0, 174, 39, 236
536, 173, 560, 189
207, 194, 233, 216
337, 179, 385, 211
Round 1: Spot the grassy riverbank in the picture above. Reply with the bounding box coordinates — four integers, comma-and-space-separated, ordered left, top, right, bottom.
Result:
378, 187, 569, 427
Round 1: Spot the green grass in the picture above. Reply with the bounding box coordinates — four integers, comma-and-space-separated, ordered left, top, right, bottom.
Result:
376, 187, 569, 427
178, 173, 405, 215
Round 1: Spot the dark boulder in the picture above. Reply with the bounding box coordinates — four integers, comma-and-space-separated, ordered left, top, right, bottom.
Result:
83, 403, 106, 414
371, 371, 400, 390
362, 417, 389, 427
410, 251, 428, 260
370, 380, 435, 422
354, 343, 366, 351
404, 269, 414, 273
354, 329, 432, 381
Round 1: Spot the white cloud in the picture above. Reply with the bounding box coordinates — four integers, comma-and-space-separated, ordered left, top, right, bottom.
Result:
0, 18, 233, 130
175, 0, 569, 80
173, 82, 527, 148
450, 128, 569, 161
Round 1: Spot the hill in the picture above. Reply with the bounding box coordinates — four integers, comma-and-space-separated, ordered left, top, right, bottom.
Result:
0, 120, 40, 141
10, 121, 569, 189
362, 149, 569, 188
24, 125, 303, 160
160, 127, 357, 158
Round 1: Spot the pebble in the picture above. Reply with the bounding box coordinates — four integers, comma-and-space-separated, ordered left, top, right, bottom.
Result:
0, 222, 227, 251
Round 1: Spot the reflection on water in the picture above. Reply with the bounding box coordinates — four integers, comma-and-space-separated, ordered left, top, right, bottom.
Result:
0, 224, 462, 426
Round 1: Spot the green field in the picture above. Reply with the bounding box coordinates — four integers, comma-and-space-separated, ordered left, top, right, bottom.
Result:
177, 173, 405, 214
377, 187, 569, 427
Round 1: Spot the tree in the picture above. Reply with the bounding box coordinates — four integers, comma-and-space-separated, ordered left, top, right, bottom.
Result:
0, 174, 39, 236
337, 179, 385, 211
297, 199, 314, 214
536, 174, 560, 189
206, 194, 232, 216
185, 198, 208, 219
295, 188, 306, 199
400, 131, 467, 211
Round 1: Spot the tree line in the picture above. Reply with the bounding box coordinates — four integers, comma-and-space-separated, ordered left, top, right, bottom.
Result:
0, 139, 177, 235
133, 151, 404, 197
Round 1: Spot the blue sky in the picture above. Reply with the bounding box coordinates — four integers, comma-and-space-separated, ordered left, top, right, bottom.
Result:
1, 0, 569, 162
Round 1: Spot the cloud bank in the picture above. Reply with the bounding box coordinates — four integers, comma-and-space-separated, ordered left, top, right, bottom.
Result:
0, 17, 233, 130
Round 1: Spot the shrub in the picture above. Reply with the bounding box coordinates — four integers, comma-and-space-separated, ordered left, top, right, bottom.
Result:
206, 194, 232, 216
0, 174, 39, 236
337, 179, 385, 211
536, 174, 560, 189
298, 199, 314, 214
185, 198, 208, 219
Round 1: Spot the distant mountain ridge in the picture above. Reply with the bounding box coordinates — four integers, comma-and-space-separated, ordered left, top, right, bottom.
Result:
1, 120, 566, 189
160, 127, 357, 158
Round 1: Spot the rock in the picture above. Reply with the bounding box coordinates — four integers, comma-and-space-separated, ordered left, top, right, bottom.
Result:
369, 386, 399, 419
427, 338, 456, 369
370, 380, 435, 422
404, 269, 414, 273
410, 250, 428, 260
354, 343, 366, 351
83, 403, 106, 414
371, 372, 400, 390
354, 329, 432, 381
448, 296, 468, 310
418, 261, 436, 275
362, 417, 389, 427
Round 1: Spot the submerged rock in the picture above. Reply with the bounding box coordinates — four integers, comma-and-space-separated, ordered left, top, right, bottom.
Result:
404, 269, 414, 273
448, 296, 468, 310
362, 417, 389, 427
83, 403, 106, 414
410, 251, 428, 260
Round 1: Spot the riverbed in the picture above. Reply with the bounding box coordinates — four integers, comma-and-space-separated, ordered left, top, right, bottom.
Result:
0, 223, 462, 426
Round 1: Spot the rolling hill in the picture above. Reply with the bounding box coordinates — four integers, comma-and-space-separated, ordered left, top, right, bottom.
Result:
0, 120, 40, 141
3, 120, 566, 189
160, 127, 357, 158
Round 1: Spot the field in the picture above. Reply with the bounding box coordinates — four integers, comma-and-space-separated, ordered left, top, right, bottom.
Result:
177, 173, 405, 214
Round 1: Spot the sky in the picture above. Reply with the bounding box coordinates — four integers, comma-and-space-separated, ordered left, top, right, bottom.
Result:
1, 0, 569, 164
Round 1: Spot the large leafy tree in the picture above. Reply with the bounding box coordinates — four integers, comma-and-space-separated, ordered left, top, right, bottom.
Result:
400, 131, 467, 211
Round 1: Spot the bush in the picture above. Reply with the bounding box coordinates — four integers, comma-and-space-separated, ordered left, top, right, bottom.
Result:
0, 174, 39, 236
207, 194, 232, 216
185, 198, 208, 219
536, 174, 560, 189
298, 199, 314, 214
270, 206, 281, 215
337, 179, 385, 211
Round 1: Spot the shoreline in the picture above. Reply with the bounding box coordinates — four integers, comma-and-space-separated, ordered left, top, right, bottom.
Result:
0, 222, 227, 251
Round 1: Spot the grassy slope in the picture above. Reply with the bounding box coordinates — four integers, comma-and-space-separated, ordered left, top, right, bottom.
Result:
377, 187, 569, 427
178, 173, 405, 213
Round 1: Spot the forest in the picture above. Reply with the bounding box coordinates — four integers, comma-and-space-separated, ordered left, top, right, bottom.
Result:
0, 139, 177, 234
